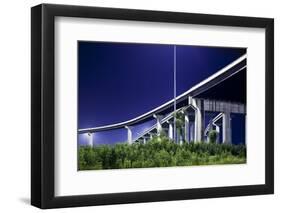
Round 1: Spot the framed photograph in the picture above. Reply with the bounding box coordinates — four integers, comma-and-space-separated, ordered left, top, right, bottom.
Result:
31, 4, 274, 209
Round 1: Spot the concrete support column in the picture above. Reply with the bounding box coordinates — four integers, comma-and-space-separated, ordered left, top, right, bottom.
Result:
87, 132, 94, 147
222, 111, 232, 144
144, 135, 151, 144
143, 137, 147, 144
149, 133, 153, 140
199, 100, 205, 142
188, 96, 193, 105
207, 123, 219, 143
178, 131, 183, 145
184, 114, 190, 143
191, 98, 204, 142
125, 126, 133, 144
206, 125, 210, 143
190, 123, 194, 142
168, 121, 174, 140
214, 124, 220, 144
153, 114, 163, 135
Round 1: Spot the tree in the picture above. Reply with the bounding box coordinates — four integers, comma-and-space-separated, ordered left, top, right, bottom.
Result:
208, 130, 218, 144
174, 111, 185, 144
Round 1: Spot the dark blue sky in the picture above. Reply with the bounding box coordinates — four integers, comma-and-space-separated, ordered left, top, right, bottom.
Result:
79, 42, 173, 128
78, 41, 246, 145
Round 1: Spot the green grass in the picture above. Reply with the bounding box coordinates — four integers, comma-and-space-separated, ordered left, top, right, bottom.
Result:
78, 136, 246, 170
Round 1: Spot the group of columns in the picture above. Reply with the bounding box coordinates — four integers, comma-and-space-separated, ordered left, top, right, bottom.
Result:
86, 97, 233, 147
133, 97, 232, 145
133, 97, 206, 144
207, 110, 232, 144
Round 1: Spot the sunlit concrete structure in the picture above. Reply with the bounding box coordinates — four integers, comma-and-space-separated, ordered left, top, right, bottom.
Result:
79, 54, 247, 145
125, 126, 133, 145
87, 132, 94, 147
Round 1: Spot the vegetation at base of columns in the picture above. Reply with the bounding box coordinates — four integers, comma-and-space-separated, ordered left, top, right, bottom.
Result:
174, 111, 185, 143
208, 130, 218, 144
78, 135, 246, 170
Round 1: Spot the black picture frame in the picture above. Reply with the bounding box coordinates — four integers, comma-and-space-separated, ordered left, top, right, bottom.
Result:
31, 3, 274, 209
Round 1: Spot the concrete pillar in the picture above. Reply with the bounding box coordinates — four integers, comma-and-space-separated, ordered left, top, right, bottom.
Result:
144, 135, 151, 144
87, 132, 94, 147
199, 100, 205, 142
143, 137, 147, 144
188, 96, 192, 105
214, 124, 220, 144
184, 114, 190, 142
168, 121, 174, 140
222, 111, 232, 144
207, 123, 219, 143
190, 123, 194, 142
191, 98, 204, 142
179, 131, 183, 145
153, 114, 163, 135
125, 126, 133, 144
205, 124, 210, 143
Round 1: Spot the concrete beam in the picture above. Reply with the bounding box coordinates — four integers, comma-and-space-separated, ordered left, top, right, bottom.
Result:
203, 99, 245, 114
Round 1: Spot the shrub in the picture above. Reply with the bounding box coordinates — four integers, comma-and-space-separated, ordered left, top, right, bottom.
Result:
208, 130, 218, 144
